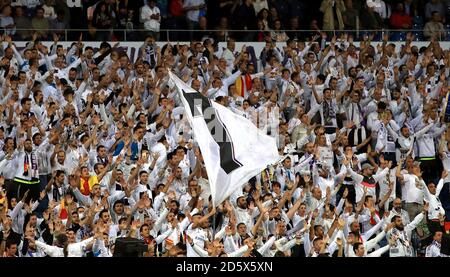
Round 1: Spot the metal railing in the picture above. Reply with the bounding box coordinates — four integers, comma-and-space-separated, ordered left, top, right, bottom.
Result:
1, 28, 447, 42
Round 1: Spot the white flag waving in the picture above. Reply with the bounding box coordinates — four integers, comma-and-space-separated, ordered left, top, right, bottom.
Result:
169, 71, 280, 207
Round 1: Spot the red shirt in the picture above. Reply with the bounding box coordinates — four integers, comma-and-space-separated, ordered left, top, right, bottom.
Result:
390, 13, 412, 29
170, 0, 184, 17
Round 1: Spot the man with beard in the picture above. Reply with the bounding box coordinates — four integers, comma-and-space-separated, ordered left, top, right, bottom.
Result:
13, 138, 41, 203
387, 202, 428, 257
168, 167, 188, 200
70, 177, 126, 208
43, 170, 66, 203
346, 212, 385, 245
179, 179, 201, 212
293, 142, 315, 174
388, 197, 411, 225
312, 160, 346, 201
305, 218, 345, 257
387, 123, 434, 163
346, 220, 394, 257
345, 90, 370, 150
234, 196, 258, 230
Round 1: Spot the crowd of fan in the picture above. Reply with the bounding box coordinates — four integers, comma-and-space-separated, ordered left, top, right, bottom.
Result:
1, 0, 450, 42
0, 25, 450, 257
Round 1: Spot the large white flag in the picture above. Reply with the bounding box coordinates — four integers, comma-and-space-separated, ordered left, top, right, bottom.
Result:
169, 71, 280, 207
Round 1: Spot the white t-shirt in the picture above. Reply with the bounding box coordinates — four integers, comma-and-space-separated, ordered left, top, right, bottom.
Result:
401, 174, 424, 204
141, 5, 161, 32
185, 225, 208, 257
183, 0, 205, 22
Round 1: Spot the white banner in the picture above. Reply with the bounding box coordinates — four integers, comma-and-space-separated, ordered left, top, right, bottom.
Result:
169, 71, 280, 207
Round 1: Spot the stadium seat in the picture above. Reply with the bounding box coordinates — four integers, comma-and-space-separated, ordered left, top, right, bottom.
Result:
412, 16, 423, 27
413, 32, 423, 41
390, 32, 406, 41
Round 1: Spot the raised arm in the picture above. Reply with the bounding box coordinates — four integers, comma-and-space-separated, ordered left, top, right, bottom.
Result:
179, 208, 199, 231
222, 69, 242, 88
361, 214, 385, 241
69, 180, 92, 207
435, 171, 447, 196
257, 236, 276, 256
413, 122, 435, 139
395, 158, 406, 184
372, 165, 390, 183
250, 203, 267, 237
286, 193, 304, 220
367, 244, 390, 257
191, 206, 216, 229
34, 240, 62, 257
344, 158, 363, 184
405, 204, 426, 233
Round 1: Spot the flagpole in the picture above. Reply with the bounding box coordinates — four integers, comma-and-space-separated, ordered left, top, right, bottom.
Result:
212, 213, 216, 240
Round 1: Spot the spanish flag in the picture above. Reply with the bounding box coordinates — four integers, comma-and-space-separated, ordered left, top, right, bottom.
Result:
60, 199, 68, 220
80, 175, 99, 196
235, 74, 253, 98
